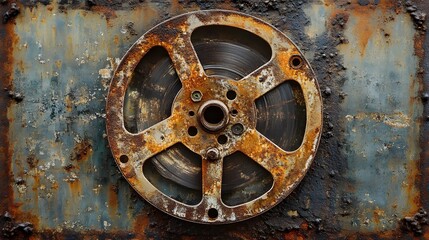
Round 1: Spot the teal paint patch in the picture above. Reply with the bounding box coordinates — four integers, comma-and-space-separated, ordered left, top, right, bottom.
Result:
338, 11, 422, 231
9, 5, 162, 231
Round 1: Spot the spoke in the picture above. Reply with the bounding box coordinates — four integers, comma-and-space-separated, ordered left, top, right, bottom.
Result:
237, 129, 295, 180
238, 56, 291, 100
123, 116, 181, 161
165, 34, 205, 87
201, 158, 223, 203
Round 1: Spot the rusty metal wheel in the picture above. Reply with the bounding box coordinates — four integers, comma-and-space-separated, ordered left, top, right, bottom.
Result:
106, 10, 322, 224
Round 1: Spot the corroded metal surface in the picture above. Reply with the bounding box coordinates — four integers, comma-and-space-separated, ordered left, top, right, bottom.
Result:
0, 0, 428, 238
106, 10, 322, 224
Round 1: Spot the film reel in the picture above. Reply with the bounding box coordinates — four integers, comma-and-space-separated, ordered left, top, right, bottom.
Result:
106, 10, 322, 224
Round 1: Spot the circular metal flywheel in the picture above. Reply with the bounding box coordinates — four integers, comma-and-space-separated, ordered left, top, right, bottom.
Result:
106, 10, 322, 224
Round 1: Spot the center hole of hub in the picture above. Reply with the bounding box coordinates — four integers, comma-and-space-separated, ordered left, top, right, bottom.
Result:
204, 106, 224, 124
198, 100, 229, 132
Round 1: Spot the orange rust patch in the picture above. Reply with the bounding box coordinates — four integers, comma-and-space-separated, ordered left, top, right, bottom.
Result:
31, 175, 40, 192
216, 1, 235, 11
30, 174, 40, 214
325, 0, 396, 10
51, 181, 59, 190
327, 0, 397, 55
276, 51, 294, 70
373, 208, 384, 225
403, 157, 421, 214
108, 185, 119, 217
424, 231, 429, 239
133, 213, 150, 234
114, 35, 120, 45
300, 221, 309, 231
68, 180, 82, 197
354, 15, 373, 55
70, 139, 93, 161
283, 230, 306, 240
90, 6, 118, 22
0, 6, 17, 216
65, 94, 73, 112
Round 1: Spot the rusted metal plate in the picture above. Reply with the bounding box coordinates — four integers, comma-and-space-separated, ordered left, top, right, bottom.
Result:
0, 0, 428, 238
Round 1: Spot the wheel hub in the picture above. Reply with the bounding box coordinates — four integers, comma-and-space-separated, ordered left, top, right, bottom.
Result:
197, 100, 230, 132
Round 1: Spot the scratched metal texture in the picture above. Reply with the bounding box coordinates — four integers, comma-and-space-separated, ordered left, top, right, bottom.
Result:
0, 0, 428, 239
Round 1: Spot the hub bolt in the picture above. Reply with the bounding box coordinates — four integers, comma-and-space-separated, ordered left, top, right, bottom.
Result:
206, 148, 220, 160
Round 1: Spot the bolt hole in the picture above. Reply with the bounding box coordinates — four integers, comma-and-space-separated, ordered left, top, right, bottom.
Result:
191, 90, 203, 102
232, 123, 245, 135
226, 90, 237, 100
208, 208, 218, 219
290, 55, 303, 69
119, 155, 129, 163
217, 135, 228, 144
204, 106, 224, 124
189, 111, 195, 116
231, 109, 238, 116
188, 126, 198, 136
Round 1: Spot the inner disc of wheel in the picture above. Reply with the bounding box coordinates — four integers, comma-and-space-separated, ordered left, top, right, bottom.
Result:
106, 10, 322, 224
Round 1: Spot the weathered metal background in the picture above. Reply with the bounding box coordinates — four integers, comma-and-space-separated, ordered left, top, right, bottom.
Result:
0, 0, 428, 239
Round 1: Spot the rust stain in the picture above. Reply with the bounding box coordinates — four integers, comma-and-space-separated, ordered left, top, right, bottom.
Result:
124, 4, 158, 32
90, 6, 118, 23
283, 232, 305, 240
412, 5, 429, 217
0, 3, 17, 216
113, 35, 119, 45
372, 208, 384, 225
405, 19, 424, 213
406, 19, 422, 212
169, 0, 183, 14
169, 0, 200, 14
283, 222, 313, 240
70, 138, 93, 161
26, 154, 39, 169
51, 181, 59, 190
133, 213, 149, 236
403, 158, 421, 214
68, 180, 82, 197
65, 94, 73, 112
31, 174, 40, 212
424, 231, 429, 239
215, 1, 235, 11
354, 14, 373, 55
108, 184, 118, 217
63, 163, 76, 172
327, 0, 396, 55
